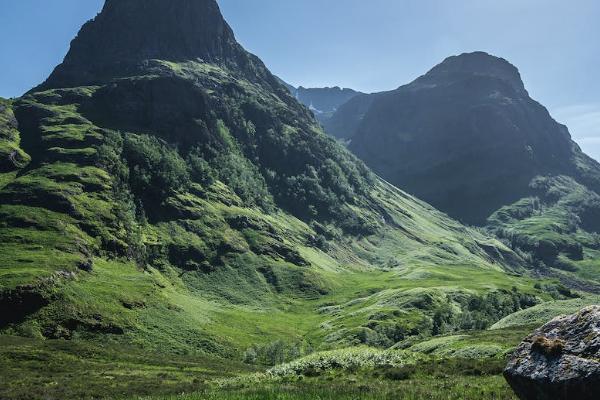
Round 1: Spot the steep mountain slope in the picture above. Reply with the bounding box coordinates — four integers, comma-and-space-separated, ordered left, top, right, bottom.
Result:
323, 91, 382, 140
0, 99, 30, 178
335, 52, 600, 286
282, 83, 364, 126
0, 4, 572, 398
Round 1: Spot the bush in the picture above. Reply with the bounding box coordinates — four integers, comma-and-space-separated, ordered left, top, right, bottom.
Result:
214, 151, 273, 210
455, 290, 538, 331
244, 341, 308, 366
380, 365, 415, 380
123, 134, 190, 204
268, 347, 425, 377
95, 130, 147, 261
187, 148, 216, 186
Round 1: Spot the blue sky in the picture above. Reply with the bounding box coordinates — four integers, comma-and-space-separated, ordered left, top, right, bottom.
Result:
1, 0, 599, 159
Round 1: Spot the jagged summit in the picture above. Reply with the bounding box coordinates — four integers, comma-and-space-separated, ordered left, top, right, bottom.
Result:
37, 0, 260, 90
415, 51, 526, 93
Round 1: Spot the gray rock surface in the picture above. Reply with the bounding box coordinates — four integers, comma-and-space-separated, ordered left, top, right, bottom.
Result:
504, 305, 600, 400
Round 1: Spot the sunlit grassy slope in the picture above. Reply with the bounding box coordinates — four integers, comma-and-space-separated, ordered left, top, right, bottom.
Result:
130, 347, 518, 400
487, 175, 600, 291
0, 61, 596, 400
0, 61, 528, 348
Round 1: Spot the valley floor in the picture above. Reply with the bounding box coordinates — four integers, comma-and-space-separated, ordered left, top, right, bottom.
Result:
3, 296, 599, 399
1, 333, 519, 400
1, 335, 516, 400
135, 377, 517, 400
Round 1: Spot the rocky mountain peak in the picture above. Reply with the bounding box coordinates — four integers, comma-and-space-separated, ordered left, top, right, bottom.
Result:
38, 0, 248, 90
417, 51, 526, 93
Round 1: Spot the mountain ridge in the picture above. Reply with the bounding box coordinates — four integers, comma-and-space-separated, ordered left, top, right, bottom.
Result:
0, 1, 531, 365
36, 0, 284, 94
3, 3, 600, 399
343, 52, 600, 224
324, 51, 600, 290
279, 81, 364, 126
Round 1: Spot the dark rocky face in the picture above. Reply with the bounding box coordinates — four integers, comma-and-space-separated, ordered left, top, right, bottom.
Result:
322, 92, 380, 140
504, 306, 600, 400
37, 0, 263, 90
347, 52, 595, 225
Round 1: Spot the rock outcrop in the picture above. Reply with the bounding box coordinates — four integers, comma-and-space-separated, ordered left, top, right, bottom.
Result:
35, 0, 278, 91
504, 305, 600, 400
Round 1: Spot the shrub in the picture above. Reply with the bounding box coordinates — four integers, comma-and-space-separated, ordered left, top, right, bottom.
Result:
244, 341, 307, 366
268, 347, 424, 377
213, 151, 273, 210
122, 134, 190, 203
187, 148, 216, 186
380, 365, 415, 381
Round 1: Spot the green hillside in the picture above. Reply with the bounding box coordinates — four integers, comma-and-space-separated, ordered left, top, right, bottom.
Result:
323, 52, 600, 295
0, 70, 535, 355
487, 175, 600, 291
1, 1, 598, 399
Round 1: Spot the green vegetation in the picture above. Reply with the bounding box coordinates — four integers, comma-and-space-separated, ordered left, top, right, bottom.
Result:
123, 133, 191, 204
1, 337, 523, 400
0, 335, 255, 400
1, 8, 598, 400
0, 98, 31, 173
487, 175, 600, 288
132, 347, 517, 400
491, 295, 600, 329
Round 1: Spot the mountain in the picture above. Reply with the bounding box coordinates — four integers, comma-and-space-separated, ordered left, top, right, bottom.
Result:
279, 81, 363, 126
3, 4, 596, 398
36, 0, 278, 91
322, 91, 383, 140
332, 52, 600, 288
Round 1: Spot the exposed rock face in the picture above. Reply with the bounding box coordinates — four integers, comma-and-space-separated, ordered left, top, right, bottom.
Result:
284, 85, 364, 125
504, 306, 600, 400
37, 0, 277, 90
323, 92, 381, 140
340, 51, 600, 225
276, 78, 364, 127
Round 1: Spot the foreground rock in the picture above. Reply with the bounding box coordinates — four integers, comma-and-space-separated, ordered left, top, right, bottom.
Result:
504, 305, 600, 400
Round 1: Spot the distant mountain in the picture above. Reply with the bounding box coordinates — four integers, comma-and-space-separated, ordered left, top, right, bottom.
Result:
334, 51, 600, 284
322, 92, 382, 140
279, 80, 364, 126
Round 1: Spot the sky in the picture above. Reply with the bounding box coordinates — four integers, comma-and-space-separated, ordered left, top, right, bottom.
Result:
1, 0, 599, 159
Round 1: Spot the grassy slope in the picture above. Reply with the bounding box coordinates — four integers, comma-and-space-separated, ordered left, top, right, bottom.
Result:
0, 63, 593, 400
487, 175, 600, 290
0, 62, 525, 342
134, 347, 517, 400
0, 99, 30, 188
491, 294, 600, 329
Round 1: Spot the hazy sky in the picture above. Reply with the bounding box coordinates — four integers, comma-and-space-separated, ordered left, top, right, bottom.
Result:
1, 0, 599, 159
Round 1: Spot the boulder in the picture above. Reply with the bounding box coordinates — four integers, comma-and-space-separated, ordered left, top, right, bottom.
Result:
504, 305, 600, 400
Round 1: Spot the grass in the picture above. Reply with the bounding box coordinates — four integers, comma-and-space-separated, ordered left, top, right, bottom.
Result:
491, 295, 600, 329
0, 335, 255, 400
0, 336, 519, 400
0, 98, 31, 171
0, 61, 591, 400
130, 348, 518, 400
487, 175, 600, 286
133, 377, 517, 400
406, 325, 533, 358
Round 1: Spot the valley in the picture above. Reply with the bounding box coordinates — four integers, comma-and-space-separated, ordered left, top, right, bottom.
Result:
0, 1, 599, 399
